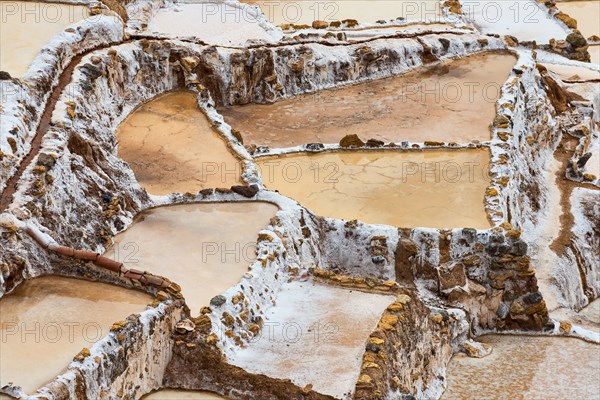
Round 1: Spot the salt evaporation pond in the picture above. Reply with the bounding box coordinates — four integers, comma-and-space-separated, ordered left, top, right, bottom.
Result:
230, 281, 396, 399
105, 202, 278, 315
461, 0, 567, 43
117, 91, 242, 195
0, 276, 151, 394
544, 63, 600, 81
242, 0, 443, 26
257, 149, 491, 229
143, 389, 227, 399
442, 335, 600, 399
0, 1, 90, 77
220, 53, 516, 147
556, 0, 600, 39
146, 3, 274, 45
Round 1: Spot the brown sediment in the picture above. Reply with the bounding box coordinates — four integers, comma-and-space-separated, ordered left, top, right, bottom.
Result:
0, 276, 152, 394
220, 52, 516, 147
256, 148, 492, 229
116, 91, 243, 195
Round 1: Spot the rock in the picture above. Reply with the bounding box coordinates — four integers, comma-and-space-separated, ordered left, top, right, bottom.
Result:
438, 262, 467, 292
486, 187, 499, 196
79, 63, 102, 80
0, 71, 12, 80
180, 56, 200, 72
559, 321, 572, 333
301, 384, 313, 395
588, 35, 600, 42
566, 32, 587, 48
523, 291, 543, 306
497, 302, 509, 319
305, 143, 324, 151
210, 295, 227, 307
577, 152, 592, 168
493, 114, 511, 129
231, 185, 259, 198
583, 173, 596, 182
74, 347, 91, 362
463, 340, 492, 358
555, 12, 577, 29
312, 20, 328, 29
342, 19, 359, 28
340, 134, 365, 148
485, 235, 509, 257
366, 139, 385, 147
509, 240, 528, 256
37, 153, 57, 169
221, 312, 235, 327
176, 319, 195, 334
505, 35, 519, 47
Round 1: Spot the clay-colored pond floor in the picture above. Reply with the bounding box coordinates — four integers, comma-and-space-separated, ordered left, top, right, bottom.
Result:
142, 389, 227, 399
229, 281, 395, 399
257, 149, 491, 229
242, 0, 443, 26
442, 335, 600, 400
0, 276, 151, 394
219, 52, 516, 147
117, 91, 242, 195
0, 1, 90, 77
556, 1, 600, 39
147, 3, 274, 45
105, 202, 278, 316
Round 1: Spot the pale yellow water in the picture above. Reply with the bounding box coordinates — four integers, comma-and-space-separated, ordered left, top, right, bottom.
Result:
230, 281, 395, 399
242, 0, 443, 26
556, 1, 600, 39
148, 3, 274, 45
105, 202, 278, 316
220, 53, 517, 147
544, 63, 600, 81
117, 91, 242, 195
142, 389, 227, 399
0, 276, 151, 394
257, 149, 491, 229
442, 335, 600, 400
0, 1, 90, 76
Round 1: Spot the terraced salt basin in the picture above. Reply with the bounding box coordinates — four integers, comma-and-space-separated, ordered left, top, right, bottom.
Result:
116, 91, 242, 195
0, 276, 151, 394
242, 0, 443, 26
0, 1, 89, 76
105, 202, 278, 315
219, 52, 516, 147
460, 0, 567, 42
442, 335, 600, 399
143, 390, 227, 399
230, 281, 396, 399
556, 1, 600, 39
257, 149, 491, 229
146, 3, 274, 45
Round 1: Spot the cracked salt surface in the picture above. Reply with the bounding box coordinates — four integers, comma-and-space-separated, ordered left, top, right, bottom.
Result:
257, 148, 491, 229
220, 52, 516, 147
0, 1, 90, 77
0, 276, 151, 394
116, 91, 242, 195
229, 280, 396, 399
442, 335, 600, 400
104, 202, 279, 316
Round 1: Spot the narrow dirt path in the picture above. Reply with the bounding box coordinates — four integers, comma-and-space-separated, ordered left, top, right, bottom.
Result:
0, 42, 125, 212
